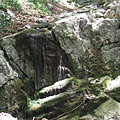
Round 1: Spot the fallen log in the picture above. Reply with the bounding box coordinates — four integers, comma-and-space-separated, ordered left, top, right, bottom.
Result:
26, 92, 71, 116
35, 77, 74, 98
26, 78, 76, 117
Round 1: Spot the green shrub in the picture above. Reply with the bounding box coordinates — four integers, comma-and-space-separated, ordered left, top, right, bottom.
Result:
27, 0, 51, 14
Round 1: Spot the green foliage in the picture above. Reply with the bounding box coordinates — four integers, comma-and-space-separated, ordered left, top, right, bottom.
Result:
101, 77, 112, 89
0, 0, 21, 11
27, 0, 51, 14
0, 10, 11, 31
36, 2, 49, 13
0, 0, 22, 32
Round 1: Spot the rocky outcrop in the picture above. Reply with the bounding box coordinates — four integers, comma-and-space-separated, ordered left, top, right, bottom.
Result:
29, 74, 120, 120
0, 49, 26, 115
0, 25, 74, 117
53, 0, 120, 77
1, 0, 120, 119
0, 50, 18, 87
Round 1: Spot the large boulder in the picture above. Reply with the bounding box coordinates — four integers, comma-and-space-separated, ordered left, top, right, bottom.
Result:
0, 50, 26, 115
0, 28, 73, 91
94, 99, 120, 120
53, 2, 120, 77
0, 50, 18, 87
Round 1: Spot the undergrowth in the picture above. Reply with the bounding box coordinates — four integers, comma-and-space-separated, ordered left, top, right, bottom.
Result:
27, 0, 52, 14
0, 0, 21, 11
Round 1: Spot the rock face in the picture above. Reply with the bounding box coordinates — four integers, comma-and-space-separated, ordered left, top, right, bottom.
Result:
1, 0, 120, 119
53, 1, 120, 77
0, 50, 26, 115
0, 28, 73, 92
0, 50, 18, 87
14, 29, 72, 90
94, 99, 120, 120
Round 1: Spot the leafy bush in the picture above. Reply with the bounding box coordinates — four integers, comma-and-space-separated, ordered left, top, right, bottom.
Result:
36, 2, 51, 14
27, 0, 51, 14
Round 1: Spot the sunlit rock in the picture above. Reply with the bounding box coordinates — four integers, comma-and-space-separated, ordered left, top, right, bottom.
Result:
53, 6, 120, 77
0, 112, 17, 120
105, 76, 120, 92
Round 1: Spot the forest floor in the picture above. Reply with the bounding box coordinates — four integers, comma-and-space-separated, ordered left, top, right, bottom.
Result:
0, 1, 76, 38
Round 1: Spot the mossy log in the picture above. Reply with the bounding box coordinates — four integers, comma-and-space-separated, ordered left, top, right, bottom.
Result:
35, 77, 74, 98
26, 77, 75, 116
26, 92, 71, 116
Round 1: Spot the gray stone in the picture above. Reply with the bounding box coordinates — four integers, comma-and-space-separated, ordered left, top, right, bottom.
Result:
0, 79, 26, 115
95, 99, 120, 120
53, 14, 92, 77
52, 3, 120, 77
0, 50, 18, 87
36, 18, 47, 23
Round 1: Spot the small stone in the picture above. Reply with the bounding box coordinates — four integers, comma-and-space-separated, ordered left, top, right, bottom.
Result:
36, 18, 46, 23
42, 118, 48, 120
7, 9, 15, 17
47, 4, 54, 9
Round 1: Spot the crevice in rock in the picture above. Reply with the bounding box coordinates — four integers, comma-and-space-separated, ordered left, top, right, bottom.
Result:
118, 24, 120, 29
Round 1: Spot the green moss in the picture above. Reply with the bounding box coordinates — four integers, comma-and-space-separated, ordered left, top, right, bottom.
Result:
41, 28, 50, 33
15, 29, 36, 36
64, 31, 73, 39
101, 77, 112, 89
13, 77, 23, 88
13, 77, 31, 111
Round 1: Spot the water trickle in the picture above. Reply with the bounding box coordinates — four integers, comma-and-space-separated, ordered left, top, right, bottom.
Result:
57, 55, 72, 81
15, 29, 73, 92
58, 55, 62, 81
33, 34, 45, 90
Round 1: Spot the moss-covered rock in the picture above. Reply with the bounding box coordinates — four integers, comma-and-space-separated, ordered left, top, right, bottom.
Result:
94, 98, 120, 120
0, 79, 27, 116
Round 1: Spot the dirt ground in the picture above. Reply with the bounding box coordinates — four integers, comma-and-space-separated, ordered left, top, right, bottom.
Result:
0, 1, 75, 38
